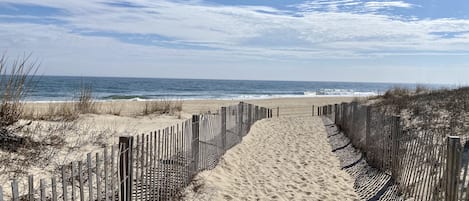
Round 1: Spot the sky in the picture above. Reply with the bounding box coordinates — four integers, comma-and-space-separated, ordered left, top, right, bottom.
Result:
0, 0, 469, 84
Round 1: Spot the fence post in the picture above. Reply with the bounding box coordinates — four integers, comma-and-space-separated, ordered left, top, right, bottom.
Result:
446, 136, 462, 201
312, 105, 314, 116
276, 107, 279, 117
247, 104, 252, 130
363, 105, 371, 157
221, 107, 227, 151
391, 116, 401, 181
238, 102, 244, 137
0, 186, 3, 201
259, 107, 262, 119
119, 136, 133, 201
255, 106, 259, 121
341, 103, 347, 130
11, 180, 18, 201
334, 104, 338, 124
191, 115, 200, 175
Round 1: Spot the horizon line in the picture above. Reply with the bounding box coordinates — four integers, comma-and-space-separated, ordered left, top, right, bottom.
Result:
36, 74, 453, 86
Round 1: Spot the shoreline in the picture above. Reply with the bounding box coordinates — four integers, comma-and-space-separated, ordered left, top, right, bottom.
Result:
22, 94, 373, 103
21, 96, 357, 118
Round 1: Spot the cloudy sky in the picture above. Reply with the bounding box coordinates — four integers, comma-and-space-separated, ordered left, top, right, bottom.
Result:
0, 0, 468, 84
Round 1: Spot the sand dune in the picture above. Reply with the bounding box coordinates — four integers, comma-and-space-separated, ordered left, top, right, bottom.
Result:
182, 116, 358, 200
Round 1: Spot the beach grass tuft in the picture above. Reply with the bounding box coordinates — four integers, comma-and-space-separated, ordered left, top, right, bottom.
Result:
0, 54, 38, 127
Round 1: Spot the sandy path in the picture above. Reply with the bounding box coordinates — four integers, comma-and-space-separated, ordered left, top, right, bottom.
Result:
182, 116, 358, 201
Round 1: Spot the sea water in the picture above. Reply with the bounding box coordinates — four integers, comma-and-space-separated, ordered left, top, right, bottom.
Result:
25, 76, 444, 101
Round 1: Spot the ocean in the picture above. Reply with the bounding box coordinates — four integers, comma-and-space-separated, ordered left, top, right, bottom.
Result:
25, 76, 444, 101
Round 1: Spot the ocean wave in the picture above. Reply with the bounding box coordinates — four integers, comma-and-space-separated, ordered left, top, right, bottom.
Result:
103, 95, 150, 100
304, 89, 378, 97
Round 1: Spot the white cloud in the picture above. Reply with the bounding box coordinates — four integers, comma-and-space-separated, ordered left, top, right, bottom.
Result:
1, 0, 468, 54
364, 1, 414, 10
0, 0, 469, 83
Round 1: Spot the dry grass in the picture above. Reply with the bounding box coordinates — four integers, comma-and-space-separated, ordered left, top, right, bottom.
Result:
0, 54, 38, 127
382, 86, 411, 99
0, 119, 119, 181
415, 84, 431, 94
75, 82, 96, 114
142, 99, 183, 116
372, 86, 469, 136
0, 54, 39, 154
22, 83, 98, 121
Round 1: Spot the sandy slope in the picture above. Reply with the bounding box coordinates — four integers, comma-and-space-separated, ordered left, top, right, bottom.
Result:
182, 116, 358, 201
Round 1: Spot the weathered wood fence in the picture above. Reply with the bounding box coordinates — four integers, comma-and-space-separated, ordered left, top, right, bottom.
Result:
318, 102, 469, 201
269, 105, 328, 117
0, 102, 272, 201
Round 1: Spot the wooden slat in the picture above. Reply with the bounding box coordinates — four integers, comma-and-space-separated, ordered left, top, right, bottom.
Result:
104, 147, 109, 201
140, 133, 145, 201
96, 152, 101, 201
11, 179, 19, 201
164, 128, 169, 199
28, 175, 34, 201
464, 142, 469, 201
0, 186, 3, 201
145, 134, 149, 200
446, 136, 461, 201
71, 162, 76, 201
62, 166, 68, 201
135, 136, 140, 200
157, 130, 162, 201
79, 161, 84, 201
52, 177, 58, 201
176, 124, 181, 192
431, 137, 446, 200
154, 131, 159, 199
87, 153, 93, 201
149, 132, 154, 200
117, 144, 122, 201
40, 179, 45, 201
170, 126, 175, 197
111, 145, 115, 201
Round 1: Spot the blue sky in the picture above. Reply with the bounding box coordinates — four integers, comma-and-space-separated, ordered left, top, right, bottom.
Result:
1, 0, 469, 84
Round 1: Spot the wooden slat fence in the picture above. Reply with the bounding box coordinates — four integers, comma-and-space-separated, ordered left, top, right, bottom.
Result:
270, 105, 333, 117
318, 102, 469, 201
0, 102, 272, 201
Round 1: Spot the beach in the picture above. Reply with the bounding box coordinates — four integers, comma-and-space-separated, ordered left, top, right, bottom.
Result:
181, 116, 358, 200
0, 97, 354, 199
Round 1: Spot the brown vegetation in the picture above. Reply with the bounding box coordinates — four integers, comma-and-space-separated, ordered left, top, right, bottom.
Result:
0, 54, 38, 127
373, 86, 469, 135
142, 99, 183, 116
75, 82, 96, 114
